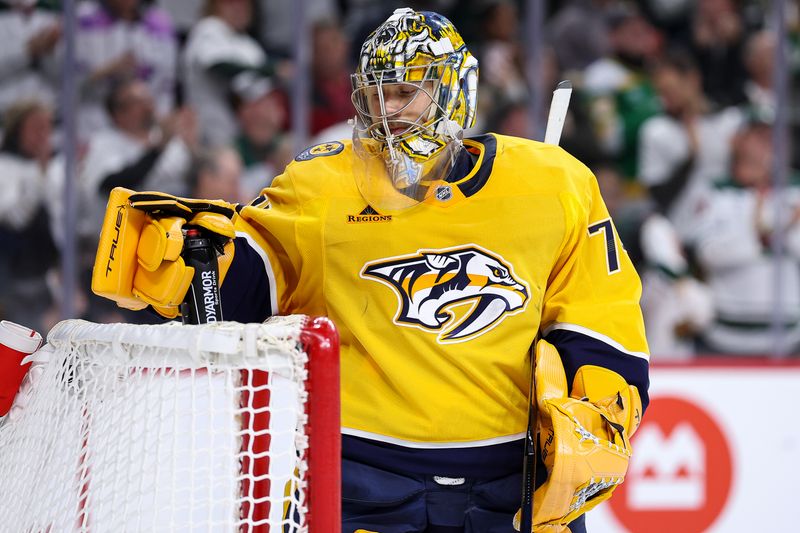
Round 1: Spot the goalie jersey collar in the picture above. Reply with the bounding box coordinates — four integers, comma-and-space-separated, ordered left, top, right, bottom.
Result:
445, 134, 497, 198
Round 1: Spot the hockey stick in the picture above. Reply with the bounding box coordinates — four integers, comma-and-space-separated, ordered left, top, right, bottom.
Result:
519, 79, 573, 533
544, 81, 572, 145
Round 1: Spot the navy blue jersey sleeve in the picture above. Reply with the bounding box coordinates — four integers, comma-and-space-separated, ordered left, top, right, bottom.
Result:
544, 328, 650, 412
220, 237, 275, 323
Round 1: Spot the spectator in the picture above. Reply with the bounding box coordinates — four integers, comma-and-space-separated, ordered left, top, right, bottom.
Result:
154, 0, 204, 40
474, 0, 528, 115
257, 0, 339, 57
690, 0, 750, 108
594, 160, 713, 359
310, 19, 353, 136
482, 82, 603, 169
583, 4, 661, 96
474, 35, 560, 141
742, 29, 776, 119
694, 121, 800, 355
483, 99, 530, 139
638, 212, 715, 358
547, 0, 615, 74
188, 145, 244, 202
231, 75, 292, 198
182, 0, 275, 147
638, 0, 693, 45
638, 49, 743, 243
75, 0, 178, 140
0, 1, 61, 128
739, 30, 799, 171
582, 3, 663, 181
80, 78, 197, 247
0, 99, 60, 332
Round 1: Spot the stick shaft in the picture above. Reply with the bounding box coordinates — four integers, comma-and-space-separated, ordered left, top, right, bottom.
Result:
520, 80, 573, 533
519, 352, 537, 530
543, 80, 573, 145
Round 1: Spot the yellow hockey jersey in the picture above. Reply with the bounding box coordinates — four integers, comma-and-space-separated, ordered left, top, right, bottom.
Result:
224, 134, 649, 464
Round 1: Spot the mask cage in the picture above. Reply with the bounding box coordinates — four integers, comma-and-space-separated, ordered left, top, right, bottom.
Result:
351, 61, 458, 160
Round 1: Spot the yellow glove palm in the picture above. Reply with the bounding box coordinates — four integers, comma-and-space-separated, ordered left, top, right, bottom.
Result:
514, 339, 642, 532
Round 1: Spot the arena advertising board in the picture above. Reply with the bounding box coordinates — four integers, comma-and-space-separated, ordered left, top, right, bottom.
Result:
587, 362, 800, 532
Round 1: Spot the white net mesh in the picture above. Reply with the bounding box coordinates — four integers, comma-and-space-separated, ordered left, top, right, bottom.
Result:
0, 317, 314, 532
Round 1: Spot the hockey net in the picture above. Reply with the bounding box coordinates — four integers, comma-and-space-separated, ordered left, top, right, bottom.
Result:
0, 315, 340, 532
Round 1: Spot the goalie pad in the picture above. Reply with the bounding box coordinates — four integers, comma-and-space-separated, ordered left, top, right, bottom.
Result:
514, 339, 642, 532
92, 188, 236, 318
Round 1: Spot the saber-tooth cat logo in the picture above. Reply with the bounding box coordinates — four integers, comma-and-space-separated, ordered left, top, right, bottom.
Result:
361, 245, 529, 342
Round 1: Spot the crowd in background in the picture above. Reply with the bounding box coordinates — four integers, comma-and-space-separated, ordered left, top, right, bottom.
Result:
0, 0, 798, 358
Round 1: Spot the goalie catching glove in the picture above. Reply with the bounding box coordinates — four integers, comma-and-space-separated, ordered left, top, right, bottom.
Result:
514, 339, 642, 532
91, 187, 236, 319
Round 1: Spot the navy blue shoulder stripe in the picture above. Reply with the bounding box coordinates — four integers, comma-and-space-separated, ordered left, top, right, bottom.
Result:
544, 328, 650, 413
454, 134, 497, 198
220, 237, 274, 323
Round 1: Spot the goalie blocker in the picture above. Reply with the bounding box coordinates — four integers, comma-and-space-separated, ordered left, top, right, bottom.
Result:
91, 188, 236, 319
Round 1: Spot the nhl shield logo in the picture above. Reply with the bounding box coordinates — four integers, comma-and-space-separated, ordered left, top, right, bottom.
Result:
435, 185, 452, 202
361, 244, 530, 343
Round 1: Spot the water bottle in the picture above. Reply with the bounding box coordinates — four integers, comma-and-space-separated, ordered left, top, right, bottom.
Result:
180, 227, 223, 324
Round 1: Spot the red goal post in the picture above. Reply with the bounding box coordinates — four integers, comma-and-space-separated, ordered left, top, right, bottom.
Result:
0, 315, 340, 532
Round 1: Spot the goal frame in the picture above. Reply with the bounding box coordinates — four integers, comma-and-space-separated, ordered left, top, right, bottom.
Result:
0, 315, 341, 532
299, 315, 341, 530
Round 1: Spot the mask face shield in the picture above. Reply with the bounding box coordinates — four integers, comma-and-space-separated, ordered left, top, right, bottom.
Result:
350, 63, 465, 211
352, 128, 464, 212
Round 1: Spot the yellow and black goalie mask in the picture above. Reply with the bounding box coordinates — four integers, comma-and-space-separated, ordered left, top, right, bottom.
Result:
350, 7, 479, 211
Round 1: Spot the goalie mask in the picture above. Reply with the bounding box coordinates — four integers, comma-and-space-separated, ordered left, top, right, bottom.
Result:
350, 8, 479, 210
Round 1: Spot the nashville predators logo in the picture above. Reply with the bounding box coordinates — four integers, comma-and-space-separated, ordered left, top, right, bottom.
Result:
361, 245, 529, 343
295, 141, 344, 161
